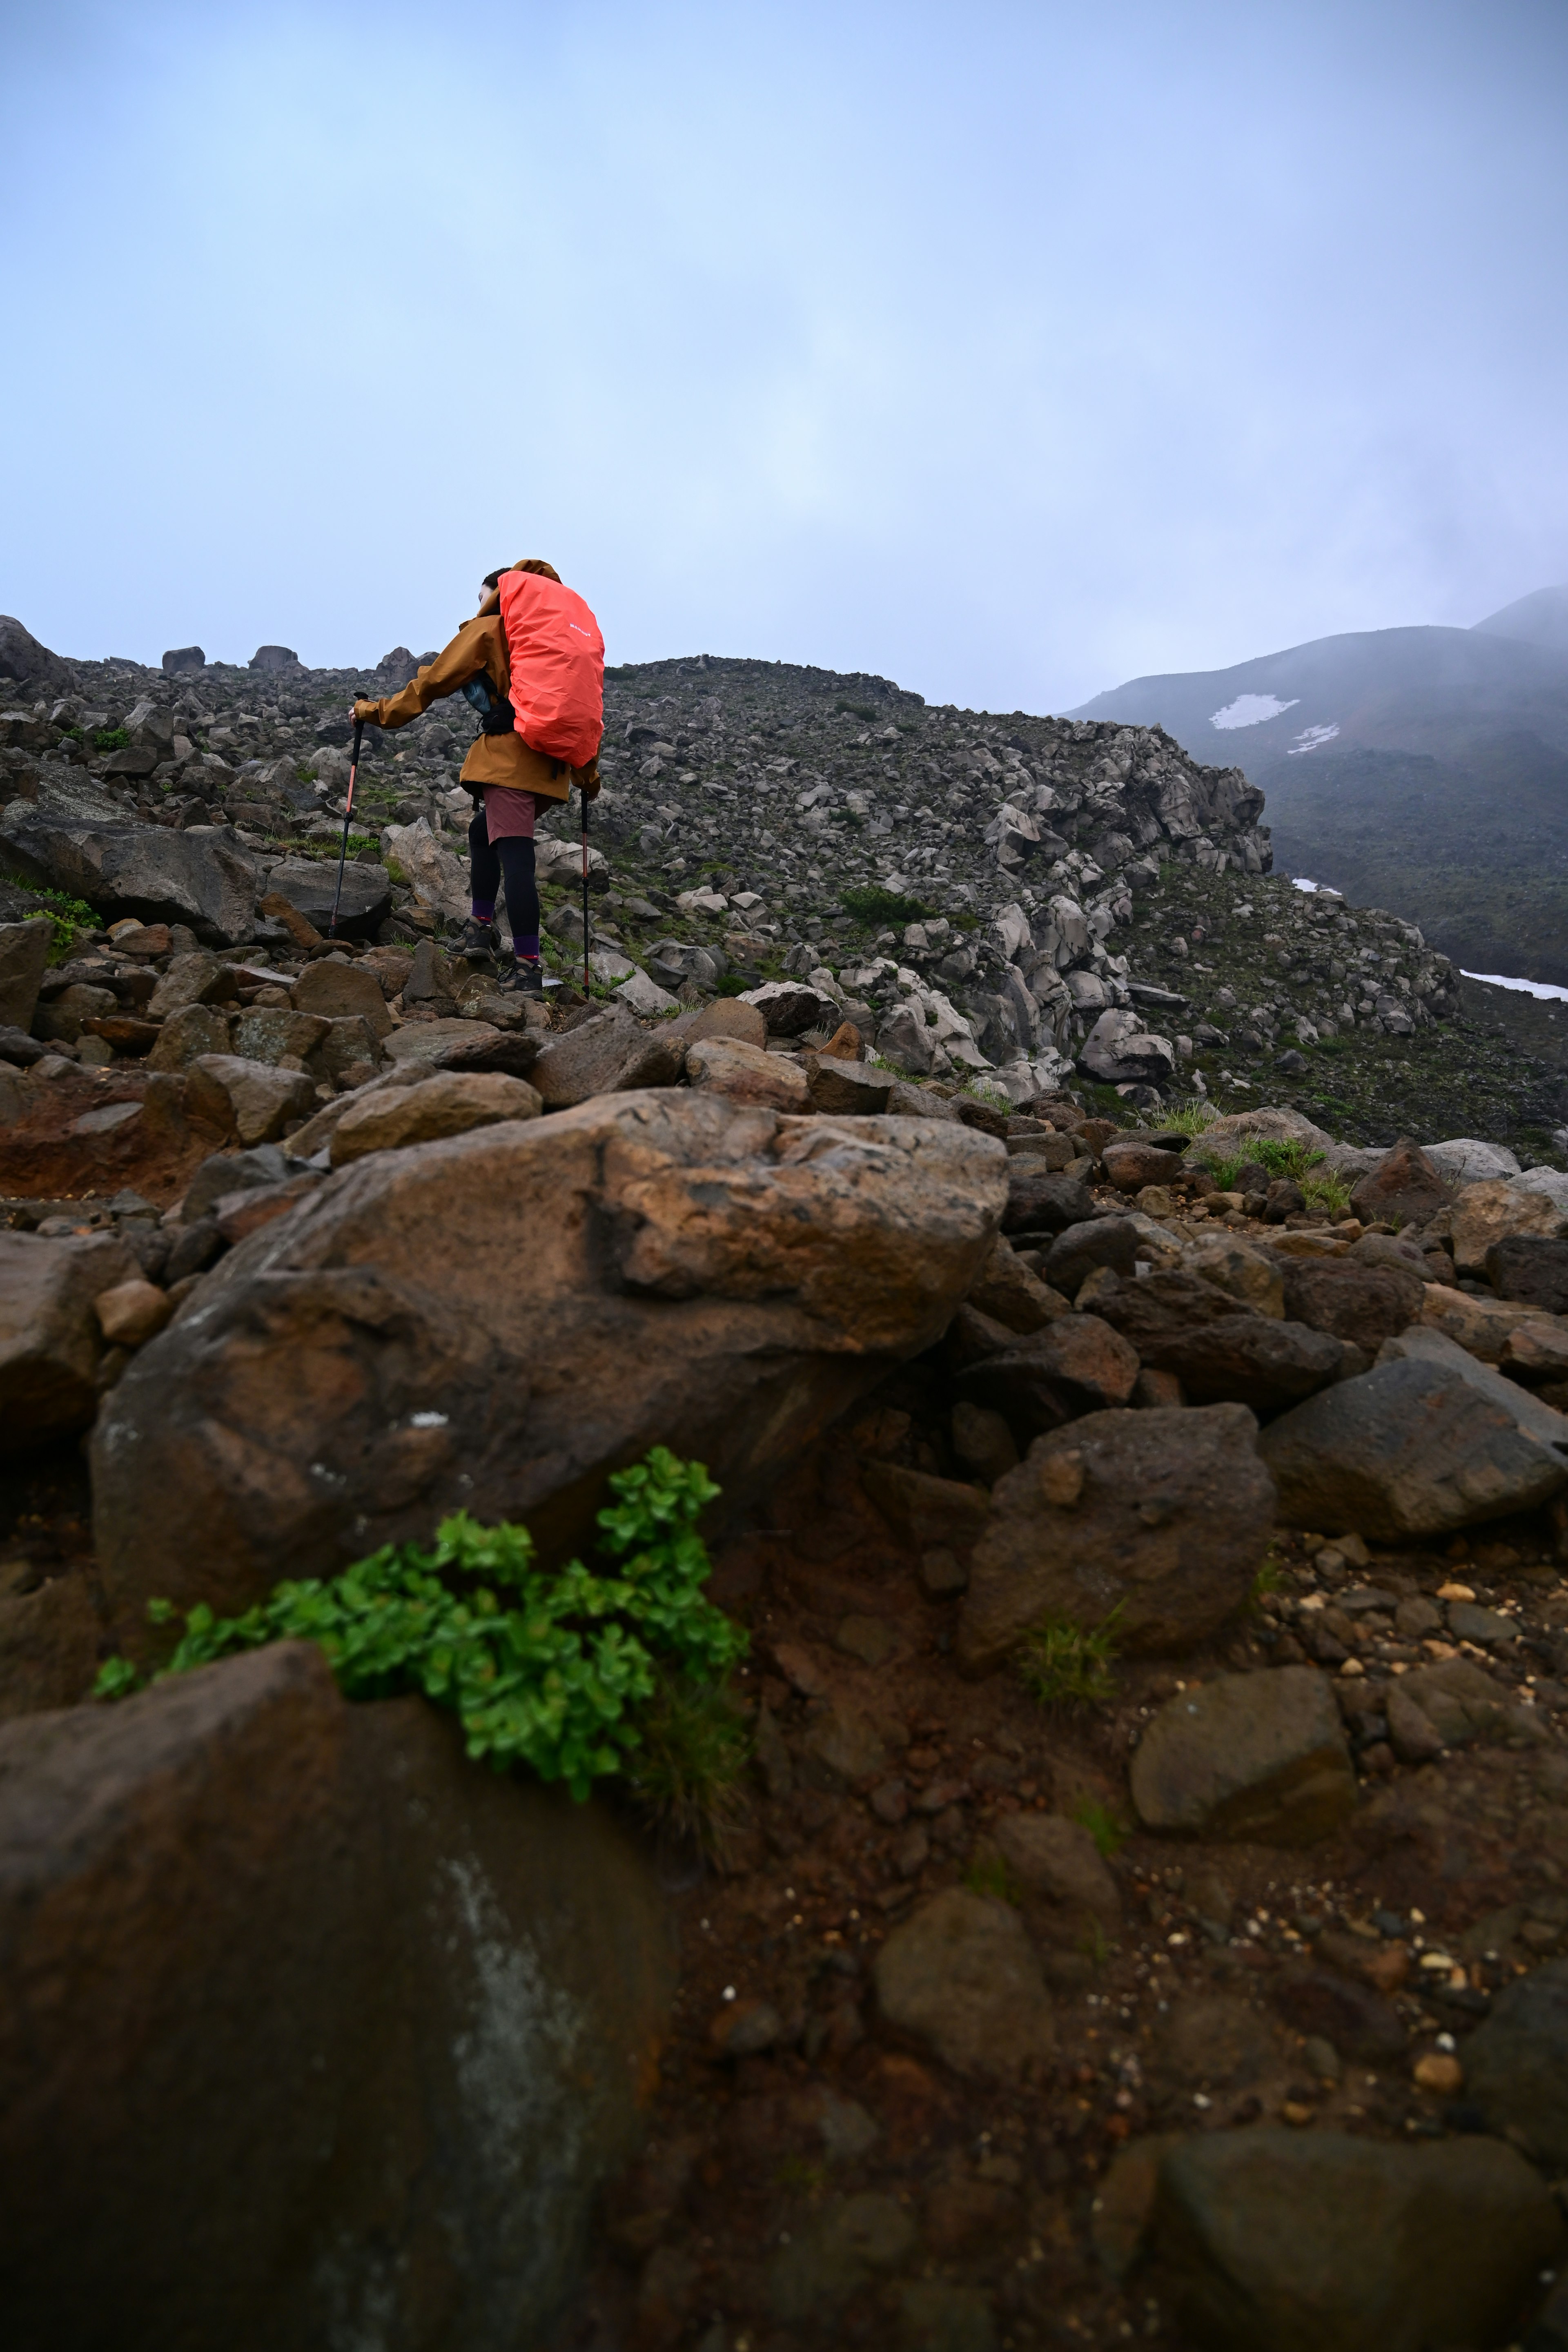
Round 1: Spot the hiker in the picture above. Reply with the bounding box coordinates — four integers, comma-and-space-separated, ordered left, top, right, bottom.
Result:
352, 559, 603, 992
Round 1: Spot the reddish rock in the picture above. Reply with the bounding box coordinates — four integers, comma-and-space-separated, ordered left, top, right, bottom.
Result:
1139, 1315, 1346, 1410
0, 1229, 138, 1450
1348, 1137, 1452, 1228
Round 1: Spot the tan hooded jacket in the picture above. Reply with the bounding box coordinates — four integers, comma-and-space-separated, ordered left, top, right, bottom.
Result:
356, 587, 599, 802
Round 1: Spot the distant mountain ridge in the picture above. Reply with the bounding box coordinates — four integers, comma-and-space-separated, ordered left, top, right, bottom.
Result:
1068, 586, 1568, 984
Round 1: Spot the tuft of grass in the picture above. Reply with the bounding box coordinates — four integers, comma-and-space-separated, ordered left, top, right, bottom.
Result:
964, 1851, 1023, 1906
1156, 1100, 1221, 1137
1073, 1797, 1129, 1859
623, 1668, 753, 1860
1250, 1550, 1285, 1604
1018, 1608, 1121, 1710
2, 873, 98, 962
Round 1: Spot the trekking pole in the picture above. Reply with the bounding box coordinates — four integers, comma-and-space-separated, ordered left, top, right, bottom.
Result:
328, 714, 365, 939
581, 784, 591, 996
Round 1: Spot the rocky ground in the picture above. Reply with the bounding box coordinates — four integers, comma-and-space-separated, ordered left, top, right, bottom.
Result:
8, 615, 1568, 2351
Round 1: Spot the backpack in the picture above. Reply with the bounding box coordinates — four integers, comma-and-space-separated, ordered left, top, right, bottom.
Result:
497, 569, 604, 769
460, 673, 517, 735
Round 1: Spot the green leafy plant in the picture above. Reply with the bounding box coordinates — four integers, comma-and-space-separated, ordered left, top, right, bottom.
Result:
1018, 1609, 1121, 1710
91, 726, 129, 751
94, 1448, 747, 1805
1072, 1797, 1129, 1859
2, 873, 99, 962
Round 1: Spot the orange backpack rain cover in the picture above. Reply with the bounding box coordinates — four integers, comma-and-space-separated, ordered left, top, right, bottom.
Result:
497, 569, 605, 769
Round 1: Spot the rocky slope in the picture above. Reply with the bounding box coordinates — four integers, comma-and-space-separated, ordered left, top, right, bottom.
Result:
9, 616, 1568, 2350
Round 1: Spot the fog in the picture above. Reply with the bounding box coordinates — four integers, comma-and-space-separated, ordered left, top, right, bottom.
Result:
3, 0, 1566, 710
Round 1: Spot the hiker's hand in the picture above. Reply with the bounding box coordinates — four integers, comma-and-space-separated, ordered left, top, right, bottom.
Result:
352, 699, 380, 726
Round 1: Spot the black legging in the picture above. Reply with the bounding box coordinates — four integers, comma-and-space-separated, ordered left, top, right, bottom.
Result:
468, 807, 539, 955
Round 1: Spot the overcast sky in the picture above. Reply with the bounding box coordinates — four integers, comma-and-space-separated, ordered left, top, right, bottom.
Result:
4, 0, 1566, 711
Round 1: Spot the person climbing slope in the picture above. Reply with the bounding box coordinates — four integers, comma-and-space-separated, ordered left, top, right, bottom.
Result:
353, 559, 604, 991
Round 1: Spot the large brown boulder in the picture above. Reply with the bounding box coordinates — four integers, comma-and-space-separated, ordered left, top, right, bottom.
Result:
1129, 1666, 1355, 1845
957, 1404, 1275, 1671
1138, 1315, 1348, 1410
93, 1094, 1008, 1631
954, 1313, 1140, 1439
0, 1644, 676, 2352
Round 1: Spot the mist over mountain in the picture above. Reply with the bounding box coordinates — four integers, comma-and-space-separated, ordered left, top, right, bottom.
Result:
1069, 589, 1568, 984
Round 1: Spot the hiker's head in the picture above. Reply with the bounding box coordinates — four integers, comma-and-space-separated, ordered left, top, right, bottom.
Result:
481, 558, 562, 607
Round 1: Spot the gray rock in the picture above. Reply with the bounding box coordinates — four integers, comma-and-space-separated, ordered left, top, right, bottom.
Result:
0, 917, 51, 1031
992, 1811, 1120, 1939
1002, 1166, 1097, 1236
1260, 1356, 1568, 1538
147, 1002, 233, 1070
0, 615, 72, 694
0, 1642, 675, 2352
1078, 1008, 1176, 1086
33, 981, 117, 1045
183, 1145, 294, 1224
1392, 1654, 1545, 1751
1464, 1958, 1568, 2165
1138, 1314, 1347, 1411
1129, 1666, 1355, 1846
229, 1007, 332, 1069
1487, 1234, 1568, 1313
249, 644, 300, 671
1043, 1214, 1144, 1294
800, 1704, 888, 1789
0, 804, 258, 945
263, 855, 390, 940
804, 1055, 894, 1114
1154, 2126, 1560, 2352
954, 1313, 1141, 1435
1376, 1323, 1568, 1452
874, 1888, 1054, 2078
958, 1405, 1276, 1671
161, 646, 206, 675
876, 1002, 936, 1074
184, 1054, 318, 1146
0, 1230, 139, 1452
739, 979, 841, 1035
1424, 1136, 1521, 1185
529, 1008, 684, 1108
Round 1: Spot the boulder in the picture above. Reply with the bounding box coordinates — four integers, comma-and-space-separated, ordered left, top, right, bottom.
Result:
292, 957, 395, 1039
382, 817, 468, 919
0, 615, 73, 694
249, 643, 300, 670
992, 1811, 1120, 1940
1259, 1359, 1568, 1538
0, 805, 258, 944
0, 917, 51, 1031
874, 1889, 1054, 2079
1102, 1140, 1186, 1194
1424, 1137, 1522, 1186
1348, 1137, 1452, 1228
1078, 1009, 1176, 1086
1043, 1214, 1144, 1295
1130, 1667, 1355, 1845
33, 980, 117, 1044
230, 1007, 332, 1069
1377, 1324, 1568, 1452
1418, 1281, 1551, 1363
1272, 1968, 1407, 2063
1390, 1654, 1546, 1752
1184, 1236, 1285, 1317
859, 1462, 992, 1554
739, 980, 842, 1036
147, 1001, 233, 1069
530, 1009, 685, 1109
804, 1055, 894, 1115
161, 645, 206, 675
263, 856, 390, 941
1153, 2127, 1559, 2352
0, 1645, 675, 2352
684, 1036, 808, 1111
958, 1405, 1274, 1671
92, 1095, 1009, 1629
875, 1003, 935, 1075
1451, 1176, 1568, 1274
148, 949, 230, 1018
1136, 1315, 1346, 1412
0, 1572, 100, 1724
1487, 1234, 1568, 1313
1280, 1259, 1424, 1354
1463, 1959, 1568, 2165
1095, 1267, 1259, 1352
0, 1230, 138, 1452
954, 1314, 1141, 1437
330, 1072, 542, 1166
185, 1054, 318, 1147
1001, 1167, 1096, 1237
671, 999, 767, 1049
966, 1232, 1069, 1332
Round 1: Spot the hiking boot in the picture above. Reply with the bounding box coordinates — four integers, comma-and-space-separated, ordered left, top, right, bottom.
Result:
494, 956, 546, 996
460, 916, 499, 962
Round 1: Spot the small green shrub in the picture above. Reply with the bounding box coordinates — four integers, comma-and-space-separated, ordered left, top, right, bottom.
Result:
92, 726, 129, 751
1073, 1797, 1129, 1858
1018, 1609, 1121, 1709
835, 699, 879, 722
94, 1448, 747, 1804
840, 883, 935, 927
